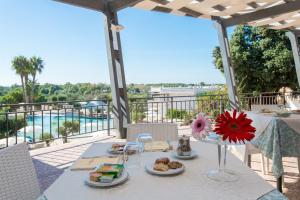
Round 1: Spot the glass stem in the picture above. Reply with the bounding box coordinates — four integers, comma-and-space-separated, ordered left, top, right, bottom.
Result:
217, 144, 221, 171
223, 144, 227, 170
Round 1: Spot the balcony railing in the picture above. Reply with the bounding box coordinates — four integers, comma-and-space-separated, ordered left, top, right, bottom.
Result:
0, 100, 113, 149
1, 91, 300, 149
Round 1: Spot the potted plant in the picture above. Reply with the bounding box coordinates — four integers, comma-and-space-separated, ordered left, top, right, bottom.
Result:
58, 121, 80, 143
39, 133, 53, 147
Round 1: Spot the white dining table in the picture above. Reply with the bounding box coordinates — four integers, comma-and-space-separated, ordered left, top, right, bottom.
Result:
44, 141, 277, 200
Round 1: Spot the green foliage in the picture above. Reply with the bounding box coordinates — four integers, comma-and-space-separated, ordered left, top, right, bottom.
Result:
58, 121, 80, 137
39, 133, 53, 146
0, 88, 23, 104
11, 55, 44, 104
213, 25, 298, 93
0, 115, 26, 139
132, 111, 146, 123
166, 109, 188, 120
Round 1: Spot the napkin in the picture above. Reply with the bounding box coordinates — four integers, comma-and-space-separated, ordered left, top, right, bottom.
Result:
144, 141, 170, 152
70, 156, 120, 170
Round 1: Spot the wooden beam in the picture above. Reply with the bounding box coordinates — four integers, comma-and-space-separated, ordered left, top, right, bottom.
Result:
223, 1, 300, 27
109, 0, 144, 11
53, 0, 105, 12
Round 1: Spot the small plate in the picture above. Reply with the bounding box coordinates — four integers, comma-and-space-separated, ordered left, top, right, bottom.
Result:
145, 163, 184, 176
172, 150, 198, 160
85, 170, 129, 188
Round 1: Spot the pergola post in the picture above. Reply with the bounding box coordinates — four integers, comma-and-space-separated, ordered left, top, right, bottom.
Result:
286, 31, 300, 87
214, 20, 239, 110
103, 6, 130, 138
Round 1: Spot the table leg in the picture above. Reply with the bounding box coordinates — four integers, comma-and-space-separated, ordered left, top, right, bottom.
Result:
277, 176, 283, 193
248, 155, 251, 168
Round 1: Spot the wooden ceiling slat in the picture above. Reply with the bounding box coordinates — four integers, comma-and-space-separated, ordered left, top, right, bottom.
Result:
131, 0, 300, 31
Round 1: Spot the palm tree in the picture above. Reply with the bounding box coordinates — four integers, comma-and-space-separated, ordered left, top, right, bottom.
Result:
29, 56, 44, 103
11, 56, 31, 104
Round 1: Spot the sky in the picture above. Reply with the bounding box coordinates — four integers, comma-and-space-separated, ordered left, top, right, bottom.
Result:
0, 0, 227, 86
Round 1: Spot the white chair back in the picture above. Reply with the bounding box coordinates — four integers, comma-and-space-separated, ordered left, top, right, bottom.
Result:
0, 143, 41, 200
127, 123, 178, 142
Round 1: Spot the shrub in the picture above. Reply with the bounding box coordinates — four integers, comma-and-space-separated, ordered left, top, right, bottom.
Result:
39, 133, 53, 147
58, 121, 80, 143
0, 115, 26, 139
132, 112, 146, 123
166, 109, 188, 120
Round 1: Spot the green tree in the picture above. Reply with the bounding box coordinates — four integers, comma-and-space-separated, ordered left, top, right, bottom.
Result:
11, 56, 31, 104
29, 56, 44, 103
212, 25, 298, 93
0, 88, 23, 104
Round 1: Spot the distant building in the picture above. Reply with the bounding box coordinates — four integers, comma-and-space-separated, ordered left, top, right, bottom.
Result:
149, 85, 220, 97
146, 86, 221, 122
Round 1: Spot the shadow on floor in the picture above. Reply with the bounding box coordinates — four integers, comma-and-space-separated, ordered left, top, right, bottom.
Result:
283, 172, 300, 200
33, 158, 64, 192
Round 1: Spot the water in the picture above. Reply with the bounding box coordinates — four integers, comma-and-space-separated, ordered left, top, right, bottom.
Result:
17, 114, 113, 142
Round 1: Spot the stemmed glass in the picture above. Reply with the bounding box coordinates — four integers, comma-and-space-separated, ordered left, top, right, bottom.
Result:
136, 133, 153, 152
204, 133, 239, 182
123, 141, 142, 169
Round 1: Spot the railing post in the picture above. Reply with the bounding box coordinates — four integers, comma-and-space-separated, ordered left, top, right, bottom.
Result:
107, 101, 111, 136
219, 95, 223, 114
259, 94, 262, 105
170, 97, 174, 123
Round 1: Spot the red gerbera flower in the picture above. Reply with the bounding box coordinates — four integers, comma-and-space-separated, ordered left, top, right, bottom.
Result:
214, 110, 256, 143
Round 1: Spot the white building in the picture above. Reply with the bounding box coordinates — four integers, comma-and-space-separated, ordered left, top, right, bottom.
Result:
146, 86, 221, 122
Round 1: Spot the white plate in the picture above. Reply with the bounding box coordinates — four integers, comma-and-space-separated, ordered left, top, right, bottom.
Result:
145, 163, 185, 176
172, 150, 198, 160
85, 170, 129, 188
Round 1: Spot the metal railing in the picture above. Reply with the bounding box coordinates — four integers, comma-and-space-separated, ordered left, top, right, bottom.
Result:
0, 100, 113, 149
1, 91, 300, 149
129, 91, 300, 124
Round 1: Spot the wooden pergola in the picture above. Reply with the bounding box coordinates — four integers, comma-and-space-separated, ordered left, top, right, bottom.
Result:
54, 0, 300, 138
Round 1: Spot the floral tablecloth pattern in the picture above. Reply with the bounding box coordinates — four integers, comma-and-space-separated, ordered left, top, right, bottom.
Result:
258, 189, 288, 200
251, 116, 300, 178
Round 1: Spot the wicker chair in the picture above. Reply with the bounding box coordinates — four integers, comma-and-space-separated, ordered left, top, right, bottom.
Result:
0, 143, 41, 200
127, 123, 178, 142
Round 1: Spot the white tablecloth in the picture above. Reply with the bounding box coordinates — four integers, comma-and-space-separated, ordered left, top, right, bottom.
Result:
44, 142, 275, 200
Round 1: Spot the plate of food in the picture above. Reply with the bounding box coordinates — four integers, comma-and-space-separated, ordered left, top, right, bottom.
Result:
172, 150, 197, 160
107, 143, 125, 154
85, 164, 129, 187
145, 157, 184, 176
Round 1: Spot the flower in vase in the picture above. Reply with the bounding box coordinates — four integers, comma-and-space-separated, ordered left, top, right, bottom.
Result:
192, 113, 211, 140
214, 110, 256, 143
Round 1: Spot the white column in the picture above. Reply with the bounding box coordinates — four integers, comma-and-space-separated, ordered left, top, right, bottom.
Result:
286, 31, 300, 86
103, 9, 130, 138
214, 20, 239, 110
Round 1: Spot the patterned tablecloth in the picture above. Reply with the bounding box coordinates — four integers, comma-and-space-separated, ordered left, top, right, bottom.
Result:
247, 112, 300, 178
258, 189, 288, 200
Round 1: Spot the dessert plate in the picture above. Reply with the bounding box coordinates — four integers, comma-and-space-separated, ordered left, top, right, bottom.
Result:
145, 163, 184, 176
172, 150, 197, 160
85, 170, 129, 188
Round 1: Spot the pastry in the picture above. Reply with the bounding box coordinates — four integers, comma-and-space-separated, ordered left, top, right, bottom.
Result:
153, 163, 169, 171
112, 143, 125, 148
89, 172, 102, 182
155, 157, 170, 165
168, 161, 183, 169
112, 143, 125, 151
